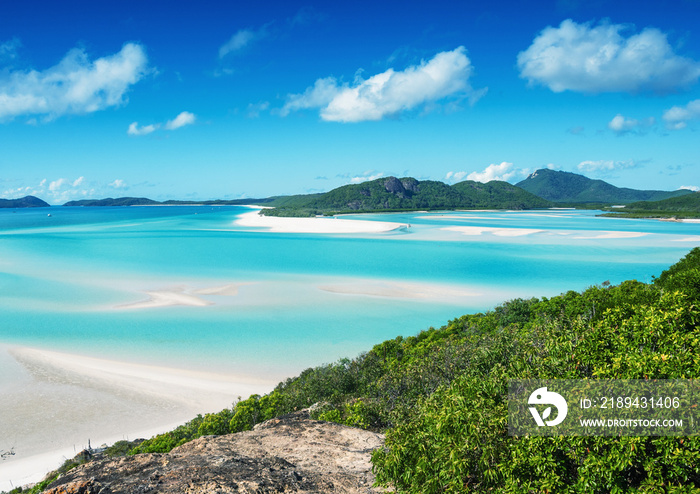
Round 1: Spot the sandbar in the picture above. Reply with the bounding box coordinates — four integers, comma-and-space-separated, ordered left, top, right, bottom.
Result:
116, 283, 249, 310
442, 226, 544, 237
235, 210, 406, 234
572, 231, 648, 239
319, 279, 481, 301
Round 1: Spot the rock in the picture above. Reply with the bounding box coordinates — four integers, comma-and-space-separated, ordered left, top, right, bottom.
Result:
383, 177, 404, 194
43, 410, 386, 493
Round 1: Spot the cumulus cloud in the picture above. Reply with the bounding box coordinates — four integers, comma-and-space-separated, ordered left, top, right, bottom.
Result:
663, 99, 700, 130
16, 176, 96, 204
165, 111, 196, 130
0, 43, 149, 121
281, 47, 486, 122
467, 162, 528, 183
219, 26, 270, 59
577, 160, 637, 173
109, 179, 127, 189
350, 172, 384, 184
607, 114, 655, 134
444, 171, 469, 183
127, 111, 195, 135
517, 19, 700, 93
49, 178, 67, 191
127, 122, 159, 135
679, 185, 699, 192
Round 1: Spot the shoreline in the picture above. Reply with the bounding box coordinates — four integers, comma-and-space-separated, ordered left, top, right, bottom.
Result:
234, 209, 407, 234
0, 346, 274, 490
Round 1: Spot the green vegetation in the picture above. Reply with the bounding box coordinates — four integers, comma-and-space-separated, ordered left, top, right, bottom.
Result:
601, 192, 700, 219
117, 248, 700, 493
262, 176, 551, 216
516, 168, 692, 204
0, 196, 50, 208
11, 248, 699, 492
63, 197, 161, 207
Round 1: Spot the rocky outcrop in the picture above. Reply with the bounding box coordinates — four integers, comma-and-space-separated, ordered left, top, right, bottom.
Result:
43, 410, 386, 493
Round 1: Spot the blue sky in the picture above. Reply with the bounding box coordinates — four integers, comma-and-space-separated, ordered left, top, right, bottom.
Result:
1, 0, 699, 204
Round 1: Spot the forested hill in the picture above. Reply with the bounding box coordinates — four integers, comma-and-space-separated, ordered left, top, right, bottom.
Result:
601, 191, 700, 218
264, 176, 551, 216
0, 195, 50, 208
63, 197, 161, 207
516, 168, 692, 204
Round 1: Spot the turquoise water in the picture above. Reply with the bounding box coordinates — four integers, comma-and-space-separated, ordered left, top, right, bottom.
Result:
1, 206, 699, 380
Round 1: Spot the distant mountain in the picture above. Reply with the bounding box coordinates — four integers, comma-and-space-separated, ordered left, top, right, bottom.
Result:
264, 176, 551, 216
516, 169, 692, 204
0, 195, 50, 208
601, 191, 700, 218
63, 197, 160, 207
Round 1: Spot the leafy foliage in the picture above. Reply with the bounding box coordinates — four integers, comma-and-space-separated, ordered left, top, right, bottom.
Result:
262, 176, 550, 216
114, 248, 700, 493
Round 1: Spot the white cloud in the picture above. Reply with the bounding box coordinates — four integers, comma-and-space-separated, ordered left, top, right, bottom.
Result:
663, 99, 700, 130
679, 185, 699, 192
517, 19, 700, 93
577, 160, 637, 173
219, 26, 269, 59
165, 111, 196, 130
445, 171, 469, 183
247, 101, 270, 118
72, 176, 84, 187
607, 114, 655, 134
350, 172, 384, 184
128, 111, 196, 135
281, 47, 486, 122
109, 179, 127, 189
0, 43, 149, 121
467, 162, 528, 183
127, 122, 159, 135
49, 178, 67, 191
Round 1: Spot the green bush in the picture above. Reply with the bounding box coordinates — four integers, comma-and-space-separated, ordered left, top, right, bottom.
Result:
372, 248, 700, 492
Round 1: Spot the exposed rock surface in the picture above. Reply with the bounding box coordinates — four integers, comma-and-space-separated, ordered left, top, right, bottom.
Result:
43, 410, 387, 493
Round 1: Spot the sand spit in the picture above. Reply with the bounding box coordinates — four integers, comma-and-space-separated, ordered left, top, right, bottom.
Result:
116, 283, 250, 310
442, 226, 544, 237
319, 280, 481, 300
235, 210, 406, 234
572, 231, 649, 239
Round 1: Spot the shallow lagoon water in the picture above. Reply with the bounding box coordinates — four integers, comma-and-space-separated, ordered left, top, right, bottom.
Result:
1, 206, 699, 372
1, 205, 699, 487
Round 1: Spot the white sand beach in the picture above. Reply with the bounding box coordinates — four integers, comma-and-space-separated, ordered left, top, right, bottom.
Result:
0, 346, 274, 490
235, 210, 406, 233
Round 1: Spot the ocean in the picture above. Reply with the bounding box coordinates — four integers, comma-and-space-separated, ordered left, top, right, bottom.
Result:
1, 205, 699, 488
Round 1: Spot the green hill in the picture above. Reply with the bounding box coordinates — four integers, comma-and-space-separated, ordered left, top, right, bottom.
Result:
63, 197, 161, 207
604, 191, 700, 218
0, 195, 50, 208
264, 176, 551, 216
516, 169, 691, 204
